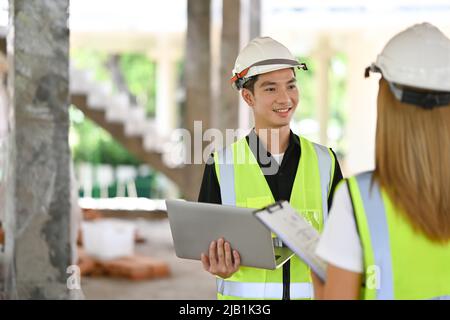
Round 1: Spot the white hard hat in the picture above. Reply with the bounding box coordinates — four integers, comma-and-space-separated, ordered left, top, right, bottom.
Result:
366, 23, 450, 108
230, 37, 307, 90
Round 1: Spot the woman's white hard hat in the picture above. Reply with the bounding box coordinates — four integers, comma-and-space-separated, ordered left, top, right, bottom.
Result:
366, 22, 450, 108
230, 37, 307, 90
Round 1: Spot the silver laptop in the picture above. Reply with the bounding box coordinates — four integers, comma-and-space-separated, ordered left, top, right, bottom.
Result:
166, 200, 294, 270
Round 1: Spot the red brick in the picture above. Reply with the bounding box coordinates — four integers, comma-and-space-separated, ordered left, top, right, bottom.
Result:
98, 255, 170, 281
77, 247, 99, 276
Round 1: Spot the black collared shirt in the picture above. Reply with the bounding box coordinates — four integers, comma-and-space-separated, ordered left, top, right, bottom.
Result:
198, 130, 343, 208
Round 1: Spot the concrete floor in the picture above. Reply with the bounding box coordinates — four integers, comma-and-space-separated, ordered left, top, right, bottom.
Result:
81, 218, 217, 300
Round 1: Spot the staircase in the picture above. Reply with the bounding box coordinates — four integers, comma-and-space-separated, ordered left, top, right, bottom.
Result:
69, 65, 186, 194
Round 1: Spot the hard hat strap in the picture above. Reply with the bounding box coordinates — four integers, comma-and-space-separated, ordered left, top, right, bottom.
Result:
230, 67, 251, 84
365, 64, 450, 109
364, 64, 382, 78
388, 82, 450, 109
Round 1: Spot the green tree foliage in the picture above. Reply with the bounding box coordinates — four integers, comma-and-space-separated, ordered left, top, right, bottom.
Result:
119, 53, 157, 117
69, 106, 140, 166
71, 48, 110, 82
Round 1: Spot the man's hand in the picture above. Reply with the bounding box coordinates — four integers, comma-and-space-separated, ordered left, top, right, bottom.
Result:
201, 238, 240, 279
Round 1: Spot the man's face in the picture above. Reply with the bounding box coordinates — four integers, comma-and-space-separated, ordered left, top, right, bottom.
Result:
243, 68, 298, 129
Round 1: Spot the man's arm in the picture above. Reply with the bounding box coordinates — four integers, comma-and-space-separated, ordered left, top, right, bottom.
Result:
312, 264, 362, 300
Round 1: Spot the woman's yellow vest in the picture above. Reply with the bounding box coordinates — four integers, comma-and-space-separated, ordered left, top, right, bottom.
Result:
347, 171, 450, 300
213, 135, 336, 300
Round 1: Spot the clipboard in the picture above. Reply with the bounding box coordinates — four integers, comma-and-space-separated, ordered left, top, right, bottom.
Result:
253, 200, 327, 281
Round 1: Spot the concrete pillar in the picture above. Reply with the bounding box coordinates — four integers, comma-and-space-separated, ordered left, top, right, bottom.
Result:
218, 0, 240, 132
238, 0, 260, 130
314, 36, 332, 145
210, 0, 221, 130
248, 0, 261, 39
0, 39, 14, 299
184, 0, 212, 200
7, 0, 75, 299
210, 0, 261, 135
155, 38, 178, 139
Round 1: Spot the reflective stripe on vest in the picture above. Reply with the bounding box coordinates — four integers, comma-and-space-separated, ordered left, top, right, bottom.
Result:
311, 143, 332, 222
217, 278, 313, 299
218, 141, 333, 214
431, 296, 450, 300
217, 146, 236, 206
355, 172, 395, 300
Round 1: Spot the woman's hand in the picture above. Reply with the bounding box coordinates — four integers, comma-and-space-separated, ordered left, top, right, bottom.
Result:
311, 271, 325, 300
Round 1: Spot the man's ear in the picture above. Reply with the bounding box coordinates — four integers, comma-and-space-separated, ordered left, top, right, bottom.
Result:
241, 89, 255, 107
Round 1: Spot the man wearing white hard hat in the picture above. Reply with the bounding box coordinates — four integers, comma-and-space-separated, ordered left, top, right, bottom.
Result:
309, 23, 450, 299
198, 37, 343, 300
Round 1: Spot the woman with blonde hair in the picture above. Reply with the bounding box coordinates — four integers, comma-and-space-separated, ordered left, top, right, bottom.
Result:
312, 23, 450, 299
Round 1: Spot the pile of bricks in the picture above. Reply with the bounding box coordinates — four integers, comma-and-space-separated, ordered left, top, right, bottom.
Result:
77, 208, 171, 281
77, 247, 171, 280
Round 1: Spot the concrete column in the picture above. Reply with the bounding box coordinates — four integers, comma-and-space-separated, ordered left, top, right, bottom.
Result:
315, 36, 332, 145
210, 0, 221, 130
155, 38, 178, 139
218, 0, 240, 132
184, 0, 212, 200
238, 0, 260, 130
248, 0, 261, 39
8, 0, 75, 299
0, 39, 14, 299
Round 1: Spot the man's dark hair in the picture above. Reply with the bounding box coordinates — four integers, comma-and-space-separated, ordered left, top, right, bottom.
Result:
242, 75, 259, 94
241, 67, 296, 94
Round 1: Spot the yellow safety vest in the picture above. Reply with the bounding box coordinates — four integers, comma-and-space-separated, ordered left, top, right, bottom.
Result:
347, 172, 450, 300
213, 135, 336, 300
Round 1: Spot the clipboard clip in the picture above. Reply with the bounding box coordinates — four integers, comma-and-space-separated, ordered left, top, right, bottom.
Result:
254, 200, 285, 214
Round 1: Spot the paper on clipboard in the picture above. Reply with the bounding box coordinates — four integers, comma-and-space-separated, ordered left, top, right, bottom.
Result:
253, 200, 327, 281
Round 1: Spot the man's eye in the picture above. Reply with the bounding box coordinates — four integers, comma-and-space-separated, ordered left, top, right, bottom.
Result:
265, 87, 275, 92
288, 85, 297, 89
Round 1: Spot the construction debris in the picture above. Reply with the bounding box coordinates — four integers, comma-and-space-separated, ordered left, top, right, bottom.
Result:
100, 255, 170, 280
76, 208, 169, 281
77, 246, 170, 281
82, 208, 104, 221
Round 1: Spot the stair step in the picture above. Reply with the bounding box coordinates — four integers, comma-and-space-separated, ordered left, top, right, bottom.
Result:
161, 140, 186, 168
124, 106, 148, 136
69, 66, 95, 94
105, 92, 130, 122
87, 82, 113, 110
70, 64, 185, 170
143, 134, 165, 153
